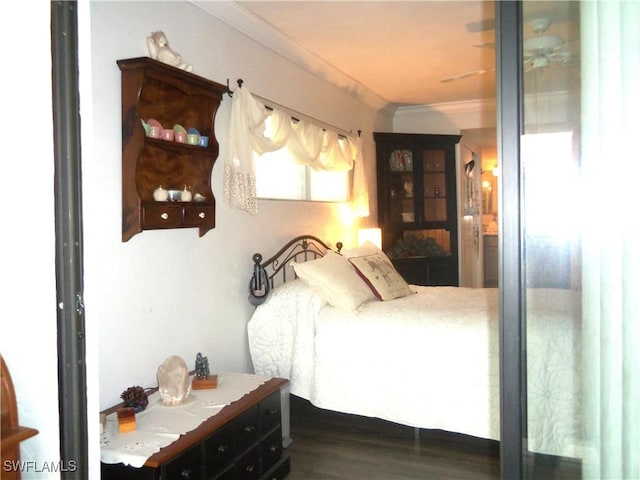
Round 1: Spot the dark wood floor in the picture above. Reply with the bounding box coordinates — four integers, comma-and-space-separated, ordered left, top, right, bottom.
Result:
285, 395, 581, 480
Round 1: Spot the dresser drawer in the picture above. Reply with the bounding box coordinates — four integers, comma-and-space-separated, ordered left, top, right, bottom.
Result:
210, 465, 234, 480
204, 425, 234, 479
234, 444, 261, 480
183, 204, 215, 227
142, 204, 183, 229
234, 406, 259, 454
259, 391, 281, 434
261, 426, 283, 473
162, 444, 201, 480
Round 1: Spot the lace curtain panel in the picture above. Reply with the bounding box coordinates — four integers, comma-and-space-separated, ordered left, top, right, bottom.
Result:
224, 85, 368, 215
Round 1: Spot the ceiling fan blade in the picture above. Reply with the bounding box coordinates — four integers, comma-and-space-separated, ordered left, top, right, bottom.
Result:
473, 42, 496, 49
440, 67, 495, 83
465, 18, 495, 33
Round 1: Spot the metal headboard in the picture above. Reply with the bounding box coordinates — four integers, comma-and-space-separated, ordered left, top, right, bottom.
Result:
249, 235, 342, 306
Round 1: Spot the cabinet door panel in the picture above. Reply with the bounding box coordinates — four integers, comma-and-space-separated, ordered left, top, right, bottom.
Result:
424, 198, 447, 222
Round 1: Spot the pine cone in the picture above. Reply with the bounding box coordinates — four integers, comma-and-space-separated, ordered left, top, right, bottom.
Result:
121, 386, 146, 405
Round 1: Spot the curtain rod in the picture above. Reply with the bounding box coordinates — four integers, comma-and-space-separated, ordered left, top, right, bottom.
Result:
231, 78, 360, 138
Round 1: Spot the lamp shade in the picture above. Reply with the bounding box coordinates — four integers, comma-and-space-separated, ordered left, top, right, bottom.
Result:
357, 228, 382, 250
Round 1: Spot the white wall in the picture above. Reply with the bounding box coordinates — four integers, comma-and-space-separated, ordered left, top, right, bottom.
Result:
1, 3, 60, 480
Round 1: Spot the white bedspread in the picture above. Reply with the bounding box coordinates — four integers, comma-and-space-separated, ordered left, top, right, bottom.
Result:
247, 281, 582, 458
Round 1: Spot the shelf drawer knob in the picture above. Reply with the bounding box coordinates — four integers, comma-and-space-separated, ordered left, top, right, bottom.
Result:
217, 444, 228, 453
198, 211, 206, 219
180, 468, 193, 479
160, 212, 169, 220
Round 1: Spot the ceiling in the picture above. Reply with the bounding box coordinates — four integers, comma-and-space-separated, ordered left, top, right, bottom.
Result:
237, 0, 497, 107
195, 1, 580, 149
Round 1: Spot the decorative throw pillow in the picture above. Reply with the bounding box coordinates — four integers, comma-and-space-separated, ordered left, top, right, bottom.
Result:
348, 252, 413, 301
340, 240, 382, 259
291, 251, 376, 310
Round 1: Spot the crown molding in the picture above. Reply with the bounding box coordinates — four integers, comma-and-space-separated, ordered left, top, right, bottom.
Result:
191, 1, 395, 114
396, 98, 497, 116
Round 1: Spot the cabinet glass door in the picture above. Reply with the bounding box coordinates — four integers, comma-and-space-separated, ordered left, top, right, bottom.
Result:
388, 149, 415, 225
422, 149, 447, 222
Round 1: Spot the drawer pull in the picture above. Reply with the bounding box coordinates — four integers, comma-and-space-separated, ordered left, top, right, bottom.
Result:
217, 444, 229, 453
265, 408, 279, 416
180, 468, 193, 479
243, 425, 255, 433
160, 212, 169, 220
198, 211, 206, 218
269, 444, 278, 453
245, 464, 255, 473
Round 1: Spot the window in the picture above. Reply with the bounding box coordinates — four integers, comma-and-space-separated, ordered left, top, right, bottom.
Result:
254, 118, 350, 202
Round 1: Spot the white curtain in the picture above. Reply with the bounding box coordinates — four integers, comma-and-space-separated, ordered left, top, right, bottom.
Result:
223, 86, 284, 214
223, 85, 366, 214
351, 135, 370, 217
581, 2, 640, 478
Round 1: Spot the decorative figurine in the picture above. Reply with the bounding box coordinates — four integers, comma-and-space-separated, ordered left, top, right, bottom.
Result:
181, 185, 192, 202
153, 185, 168, 202
195, 352, 210, 379
192, 352, 218, 390
146, 31, 192, 72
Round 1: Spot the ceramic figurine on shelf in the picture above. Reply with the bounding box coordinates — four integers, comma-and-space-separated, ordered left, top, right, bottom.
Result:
181, 185, 192, 202
146, 31, 192, 72
153, 185, 168, 201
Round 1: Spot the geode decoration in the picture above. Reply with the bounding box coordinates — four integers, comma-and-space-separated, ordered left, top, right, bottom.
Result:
157, 355, 191, 406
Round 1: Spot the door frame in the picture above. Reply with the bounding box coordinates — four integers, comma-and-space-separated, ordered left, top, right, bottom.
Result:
496, 1, 527, 479
52, 2, 88, 477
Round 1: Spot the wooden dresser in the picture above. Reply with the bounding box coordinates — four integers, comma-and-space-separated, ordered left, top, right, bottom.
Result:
101, 376, 290, 480
1, 356, 39, 480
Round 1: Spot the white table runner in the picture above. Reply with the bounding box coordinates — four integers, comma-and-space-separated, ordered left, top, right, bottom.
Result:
100, 373, 269, 468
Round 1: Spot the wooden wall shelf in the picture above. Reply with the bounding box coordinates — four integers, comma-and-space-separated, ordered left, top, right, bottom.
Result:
117, 57, 228, 241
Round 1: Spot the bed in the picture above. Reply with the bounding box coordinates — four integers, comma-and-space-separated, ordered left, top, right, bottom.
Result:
247, 235, 583, 459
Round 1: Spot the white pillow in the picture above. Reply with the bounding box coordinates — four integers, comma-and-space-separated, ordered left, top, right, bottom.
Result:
291, 251, 376, 310
341, 240, 382, 259
348, 252, 413, 301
